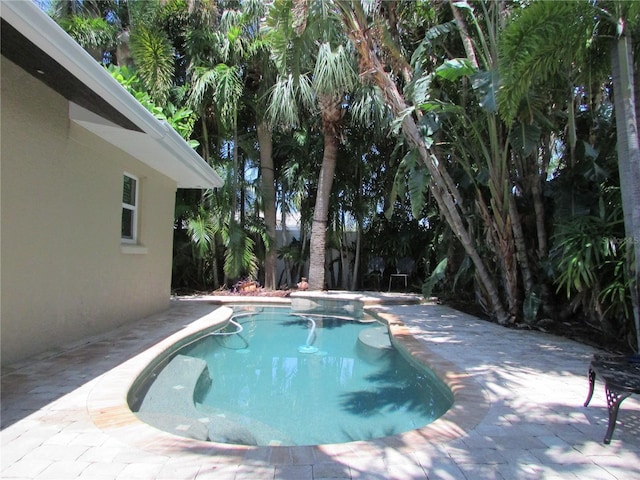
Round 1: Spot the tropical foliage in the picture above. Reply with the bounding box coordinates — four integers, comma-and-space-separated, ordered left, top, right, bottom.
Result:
49, 0, 639, 352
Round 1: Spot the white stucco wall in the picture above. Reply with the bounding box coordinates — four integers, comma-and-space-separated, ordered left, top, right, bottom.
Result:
1, 57, 177, 365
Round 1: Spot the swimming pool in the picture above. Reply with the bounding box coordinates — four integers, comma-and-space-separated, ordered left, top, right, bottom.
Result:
133, 305, 453, 446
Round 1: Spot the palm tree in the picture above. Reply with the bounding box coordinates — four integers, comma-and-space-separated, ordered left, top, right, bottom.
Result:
241, 2, 280, 290
186, 1, 279, 287
265, 0, 359, 290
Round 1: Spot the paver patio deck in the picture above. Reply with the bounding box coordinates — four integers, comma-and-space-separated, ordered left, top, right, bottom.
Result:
2, 295, 639, 479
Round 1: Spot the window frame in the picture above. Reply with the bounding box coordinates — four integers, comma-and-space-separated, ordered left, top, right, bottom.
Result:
121, 172, 139, 244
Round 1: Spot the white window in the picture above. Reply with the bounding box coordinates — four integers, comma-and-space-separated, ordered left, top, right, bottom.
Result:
121, 173, 138, 243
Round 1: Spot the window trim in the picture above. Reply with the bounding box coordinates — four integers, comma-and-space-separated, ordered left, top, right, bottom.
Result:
121, 172, 139, 244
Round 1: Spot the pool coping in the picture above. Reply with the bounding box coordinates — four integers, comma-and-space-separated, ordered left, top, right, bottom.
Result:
86, 295, 490, 465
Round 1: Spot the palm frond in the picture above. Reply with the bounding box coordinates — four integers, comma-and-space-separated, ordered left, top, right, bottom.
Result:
214, 63, 243, 128
51, 0, 101, 19
187, 66, 218, 110
498, 0, 594, 122
410, 21, 457, 69
222, 221, 259, 280
313, 43, 357, 95
127, 0, 160, 30
187, 214, 217, 258
58, 16, 116, 52
349, 85, 390, 132
130, 25, 174, 105
266, 74, 314, 130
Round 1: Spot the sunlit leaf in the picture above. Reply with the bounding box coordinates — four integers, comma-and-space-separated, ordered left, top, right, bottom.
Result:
435, 58, 476, 81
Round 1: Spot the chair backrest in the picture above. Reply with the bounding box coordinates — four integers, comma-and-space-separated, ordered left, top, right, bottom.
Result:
367, 257, 385, 274
396, 257, 415, 274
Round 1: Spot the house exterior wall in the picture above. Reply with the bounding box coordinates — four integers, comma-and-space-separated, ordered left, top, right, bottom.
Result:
1, 57, 177, 365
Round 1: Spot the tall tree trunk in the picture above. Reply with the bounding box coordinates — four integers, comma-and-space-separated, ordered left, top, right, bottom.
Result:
351, 221, 362, 290
307, 92, 343, 291
612, 33, 640, 352
485, 118, 519, 319
308, 129, 339, 290
530, 140, 554, 319
281, 202, 292, 287
211, 247, 220, 290
449, 0, 479, 69
234, 118, 243, 225
407, 118, 510, 323
508, 193, 533, 294
200, 111, 210, 165
351, 159, 363, 290
476, 188, 518, 319
341, 232, 350, 289
532, 141, 550, 259
297, 226, 308, 283
258, 122, 277, 289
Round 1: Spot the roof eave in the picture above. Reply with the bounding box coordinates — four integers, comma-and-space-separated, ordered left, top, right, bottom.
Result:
0, 0, 223, 189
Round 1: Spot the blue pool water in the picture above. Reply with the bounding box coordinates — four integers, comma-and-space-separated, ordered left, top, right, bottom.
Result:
172, 307, 453, 446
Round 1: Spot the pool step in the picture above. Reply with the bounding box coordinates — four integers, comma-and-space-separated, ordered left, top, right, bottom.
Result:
358, 326, 392, 350
136, 354, 296, 446
357, 326, 392, 363
136, 354, 212, 441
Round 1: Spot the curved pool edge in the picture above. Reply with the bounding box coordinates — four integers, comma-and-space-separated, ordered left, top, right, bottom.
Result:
368, 308, 491, 445
86, 297, 490, 464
